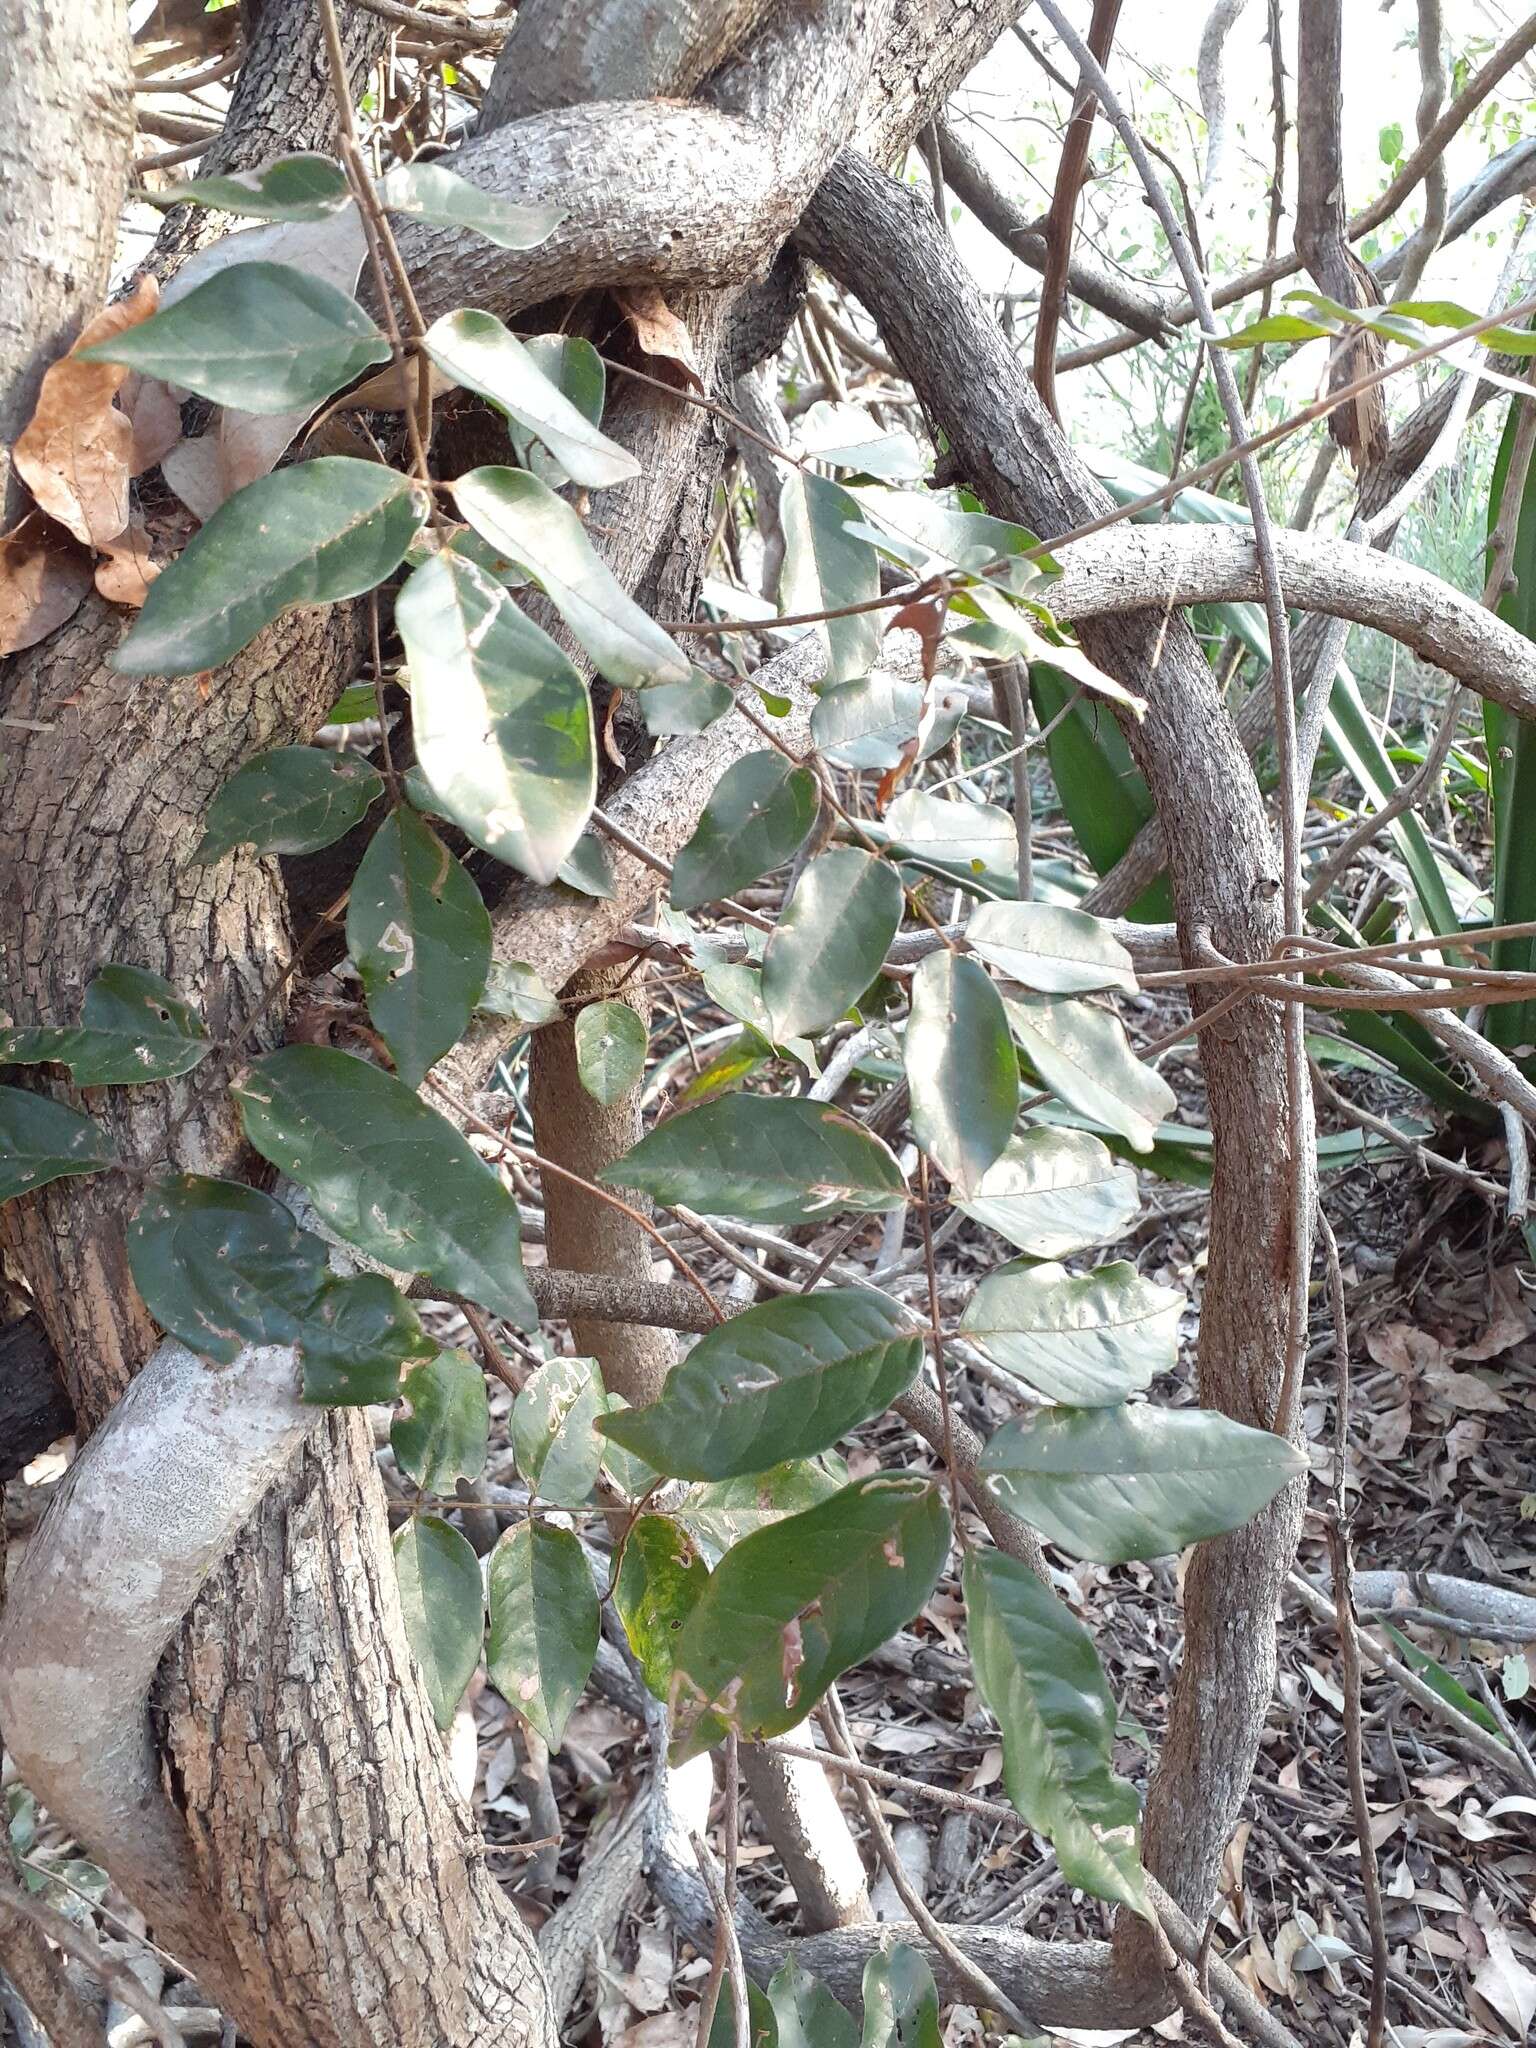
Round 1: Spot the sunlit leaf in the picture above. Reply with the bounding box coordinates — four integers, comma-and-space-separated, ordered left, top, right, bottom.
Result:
511, 1355, 607, 1507
574, 999, 647, 1107
152, 152, 353, 222
640, 670, 735, 734
779, 469, 882, 681
0, 1089, 118, 1203
486, 1520, 599, 1748
670, 750, 818, 911
394, 1516, 485, 1728
955, 1128, 1140, 1257
811, 670, 965, 771
613, 1514, 709, 1698
1005, 994, 1176, 1154
193, 745, 383, 862
393, 1347, 488, 1492
966, 902, 1136, 996
763, 849, 902, 1042
0, 966, 209, 1086
477, 959, 563, 1029
961, 1260, 1182, 1405
881, 788, 1017, 896
424, 309, 637, 488
905, 951, 1016, 1196
378, 160, 564, 250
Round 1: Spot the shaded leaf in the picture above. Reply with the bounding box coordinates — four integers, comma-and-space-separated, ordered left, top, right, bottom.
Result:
860, 1944, 943, 2048
0, 1090, 118, 1203
881, 788, 1017, 896
763, 850, 903, 1042
811, 671, 964, 771
557, 832, 616, 898
614, 284, 704, 386
955, 1128, 1140, 1257
640, 671, 734, 735
156, 152, 353, 221
779, 469, 881, 682
670, 751, 818, 912
486, 1521, 599, 1748
613, 1515, 709, 1698
676, 1457, 847, 1564
127, 1173, 326, 1364
0, 965, 209, 1087
966, 902, 1136, 996
393, 1347, 489, 1492
904, 951, 1016, 1196
574, 1000, 647, 1107
478, 960, 563, 1029
193, 745, 384, 862
961, 1260, 1182, 1406
393, 1516, 485, 1728
1005, 995, 1176, 1154
508, 335, 607, 486
708, 1979, 778, 2048
378, 160, 563, 250
769, 1957, 859, 2048
299, 1271, 433, 1404
0, 514, 93, 656
424, 309, 637, 489
512, 1355, 607, 1506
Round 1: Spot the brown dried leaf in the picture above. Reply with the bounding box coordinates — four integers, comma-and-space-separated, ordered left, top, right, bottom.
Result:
0, 515, 94, 655
13, 276, 159, 549
120, 372, 183, 476
614, 286, 704, 389
94, 525, 159, 609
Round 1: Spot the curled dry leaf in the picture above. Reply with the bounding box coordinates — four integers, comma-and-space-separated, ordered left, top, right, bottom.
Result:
12, 275, 160, 550
95, 525, 159, 609
613, 285, 704, 389
0, 514, 94, 656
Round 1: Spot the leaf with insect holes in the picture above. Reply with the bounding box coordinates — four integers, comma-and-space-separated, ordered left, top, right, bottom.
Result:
424, 310, 638, 489
961, 1260, 1182, 1406
675, 1457, 847, 1564
486, 1521, 599, 1749
955, 1129, 1140, 1258
0, 966, 210, 1087
778, 468, 881, 681
347, 808, 490, 1089
378, 160, 564, 250
77, 263, 389, 415
904, 951, 1016, 1196
115, 458, 427, 676
613, 1515, 709, 1698
966, 901, 1136, 996
154, 153, 353, 222
396, 549, 596, 886
1005, 994, 1177, 1154
394, 1516, 485, 1729
763, 849, 902, 1042
393, 1348, 488, 1493
573, 1000, 647, 1107
667, 1474, 950, 1761
670, 751, 818, 912
194, 746, 383, 862
299, 1271, 435, 1405
512, 1356, 607, 1507
127, 1174, 328, 1364
0, 1090, 117, 1204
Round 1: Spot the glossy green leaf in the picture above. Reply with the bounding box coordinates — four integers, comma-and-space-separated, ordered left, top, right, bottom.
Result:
676, 1456, 847, 1564
194, 745, 383, 861
396, 549, 596, 885
964, 1549, 1150, 1919
668, 1474, 949, 1760
511, 1355, 607, 1506
574, 1000, 647, 1107
234, 1045, 536, 1325
598, 1290, 922, 1481
905, 952, 1016, 1196
299, 1271, 434, 1404
127, 1173, 326, 1364
393, 1516, 485, 1728
881, 788, 1017, 897
640, 671, 735, 735
670, 751, 818, 911
613, 1514, 709, 1699
603, 1096, 907, 1225
764, 850, 902, 1042
779, 469, 881, 681
769, 1957, 858, 2048
0, 1089, 118, 1203
152, 152, 353, 221
347, 807, 491, 1088
116, 459, 426, 676
961, 1260, 1182, 1406
454, 466, 688, 687
1005, 995, 1176, 1154
955, 1129, 1140, 1258
393, 1347, 489, 1492
478, 959, 563, 1029
486, 1521, 599, 1748
859, 1943, 942, 2048
810, 671, 964, 771
78, 262, 388, 414
424, 309, 638, 489
0, 966, 210, 1087
979, 1404, 1306, 1563
966, 902, 1136, 996
378, 160, 563, 250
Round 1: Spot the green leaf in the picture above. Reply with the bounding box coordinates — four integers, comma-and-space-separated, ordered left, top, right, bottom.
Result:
511, 1355, 608, 1506
78, 262, 388, 414
810, 671, 964, 772
905, 951, 1016, 1196
598, 1290, 923, 1481
396, 550, 596, 886
0, 966, 210, 1087
1380, 1623, 1506, 1738
859, 1944, 942, 2048
881, 788, 1017, 897
1214, 313, 1333, 350
670, 751, 818, 911
477, 959, 564, 1030
393, 1347, 489, 1492
574, 1000, 647, 1106
954, 1129, 1140, 1257
486, 1521, 599, 1748
668, 1474, 950, 1760
0, 1089, 118, 1203
127, 1173, 327, 1364
603, 1096, 907, 1225
152, 152, 353, 221
557, 832, 616, 898
1486, 405, 1536, 1074
393, 1516, 485, 1729
194, 746, 383, 861
979, 1404, 1305, 1563
709, 1979, 778, 2048
613, 1514, 709, 1698
676, 1456, 847, 1563
1005, 995, 1176, 1154
964, 1549, 1150, 1920
961, 1260, 1182, 1405
234, 1045, 536, 1325
763, 850, 903, 1042
116, 459, 427, 676
769, 1958, 858, 2048
377, 160, 563, 250
424, 309, 638, 489
779, 470, 882, 681
325, 682, 380, 724
299, 1271, 433, 1404
966, 902, 1136, 996
347, 807, 491, 1088
1378, 121, 1404, 164
454, 466, 689, 687
640, 671, 735, 735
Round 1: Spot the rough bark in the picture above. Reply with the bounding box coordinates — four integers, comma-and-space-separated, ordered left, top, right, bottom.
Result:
480, 0, 778, 128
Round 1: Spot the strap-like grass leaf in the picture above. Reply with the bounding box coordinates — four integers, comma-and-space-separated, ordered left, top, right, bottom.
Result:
779, 469, 881, 681
234, 1045, 536, 1326
454, 465, 689, 687
961, 1260, 1182, 1406
193, 745, 383, 862
486, 1521, 599, 1749
0, 1089, 118, 1203
299, 1271, 434, 1404
670, 751, 818, 912
347, 807, 491, 1089
424, 309, 638, 489
955, 1128, 1141, 1257
598, 1290, 922, 1481
860, 1944, 943, 2048
396, 549, 596, 884
763, 849, 902, 1041
394, 1516, 485, 1729
511, 1356, 607, 1507
1005, 993, 1177, 1154
115, 458, 427, 676
905, 951, 1016, 1196
668, 1474, 950, 1761
127, 1173, 328, 1364
979, 1404, 1306, 1563
378, 160, 563, 250
78, 262, 389, 414
964, 1548, 1151, 1920
602, 1096, 907, 1225
768, 1958, 858, 2048
966, 901, 1137, 996
393, 1348, 489, 1492
613, 1514, 709, 1699
573, 1000, 647, 1107
153, 153, 353, 222
0, 966, 209, 1087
